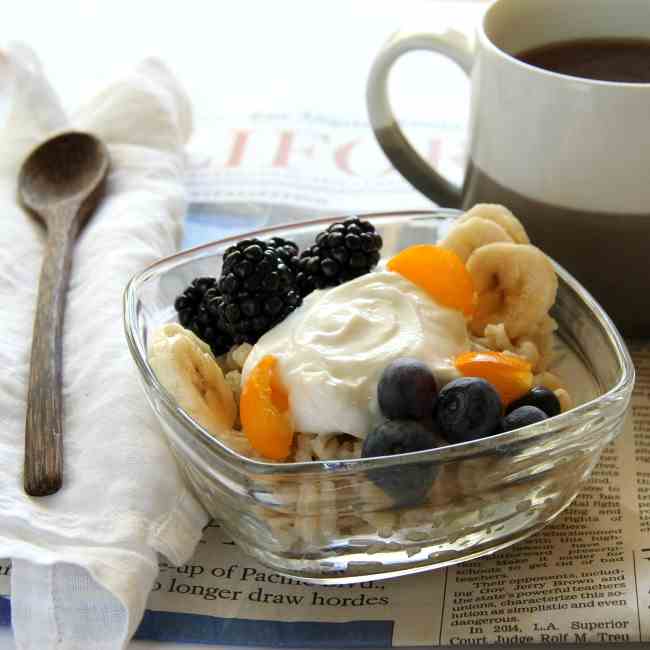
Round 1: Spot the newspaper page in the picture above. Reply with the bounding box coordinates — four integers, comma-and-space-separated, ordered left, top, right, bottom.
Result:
1, 112, 649, 646
181, 109, 465, 249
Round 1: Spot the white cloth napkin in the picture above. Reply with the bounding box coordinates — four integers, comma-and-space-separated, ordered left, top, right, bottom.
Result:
0, 44, 208, 649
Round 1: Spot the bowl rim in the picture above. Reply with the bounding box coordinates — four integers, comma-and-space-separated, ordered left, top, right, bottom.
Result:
124, 209, 635, 476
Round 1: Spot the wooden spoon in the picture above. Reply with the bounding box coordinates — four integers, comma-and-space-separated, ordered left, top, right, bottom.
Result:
18, 131, 110, 497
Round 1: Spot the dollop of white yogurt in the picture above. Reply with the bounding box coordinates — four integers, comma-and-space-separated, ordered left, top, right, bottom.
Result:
242, 271, 470, 438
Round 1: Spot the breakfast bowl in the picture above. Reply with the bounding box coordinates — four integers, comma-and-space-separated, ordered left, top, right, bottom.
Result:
124, 209, 633, 584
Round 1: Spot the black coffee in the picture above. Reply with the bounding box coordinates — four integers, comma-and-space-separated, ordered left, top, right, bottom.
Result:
516, 38, 650, 83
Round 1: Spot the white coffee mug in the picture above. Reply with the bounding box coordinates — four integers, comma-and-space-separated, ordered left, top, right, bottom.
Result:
367, 0, 650, 335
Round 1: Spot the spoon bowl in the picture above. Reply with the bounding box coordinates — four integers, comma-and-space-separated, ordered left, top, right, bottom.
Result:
19, 131, 110, 497
20, 131, 109, 224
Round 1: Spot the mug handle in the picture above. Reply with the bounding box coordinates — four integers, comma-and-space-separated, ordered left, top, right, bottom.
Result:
367, 29, 474, 208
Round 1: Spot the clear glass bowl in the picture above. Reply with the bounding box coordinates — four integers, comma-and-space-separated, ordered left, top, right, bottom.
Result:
124, 210, 634, 584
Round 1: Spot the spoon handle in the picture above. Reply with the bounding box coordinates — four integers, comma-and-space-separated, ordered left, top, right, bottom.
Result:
24, 215, 77, 497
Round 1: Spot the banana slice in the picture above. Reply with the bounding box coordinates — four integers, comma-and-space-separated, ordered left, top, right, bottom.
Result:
466, 243, 558, 339
149, 323, 236, 434
554, 388, 573, 413
440, 216, 514, 262
457, 204, 530, 245
533, 370, 564, 392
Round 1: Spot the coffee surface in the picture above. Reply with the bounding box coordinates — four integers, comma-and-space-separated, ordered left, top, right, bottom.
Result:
516, 38, 650, 83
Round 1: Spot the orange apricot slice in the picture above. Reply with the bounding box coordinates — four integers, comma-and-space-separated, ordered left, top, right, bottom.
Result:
240, 355, 294, 460
454, 350, 533, 407
387, 244, 475, 316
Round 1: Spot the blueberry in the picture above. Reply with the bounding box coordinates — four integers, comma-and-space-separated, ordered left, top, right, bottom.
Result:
436, 377, 502, 443
362, 420, 443, 504
377, 358, 437, 420
501, 405, 547, 432
505, 386, 561, 418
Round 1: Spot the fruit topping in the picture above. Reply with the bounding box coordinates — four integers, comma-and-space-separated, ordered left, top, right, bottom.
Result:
454, 350, 533, 407
265, 237, 302, 277
440, 216, 514, 263
505, 386, 561, 418
466, 242, 557, 338
500, 405, 548, 432
218, 239, 302, 345
174, 278, 234, 356
266, 237, 300, 262
362, 419, 443, 503
296, 217, 382, 296
377, 357, 437, 421
387, 244, 475, 316
240, 355, 294, 460
149, 324, 236, 434
456, 204, 530, 245
435, 377, 502, 443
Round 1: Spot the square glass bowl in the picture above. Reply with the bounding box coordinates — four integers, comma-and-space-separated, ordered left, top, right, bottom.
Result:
124, 210, 634, 583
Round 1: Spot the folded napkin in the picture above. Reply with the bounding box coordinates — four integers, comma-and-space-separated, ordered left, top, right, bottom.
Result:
0, 44, 208, 649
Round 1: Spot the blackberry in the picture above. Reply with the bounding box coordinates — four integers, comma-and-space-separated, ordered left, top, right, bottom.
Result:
266, 236, 301, 278
267, 236, 300, 261
174, 277, 216, 331
296, 217, 382, 296
174, 278, 234, 356
217, 238, 302, 344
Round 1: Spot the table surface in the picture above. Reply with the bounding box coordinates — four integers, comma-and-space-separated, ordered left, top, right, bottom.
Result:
2, 2, 604, 649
